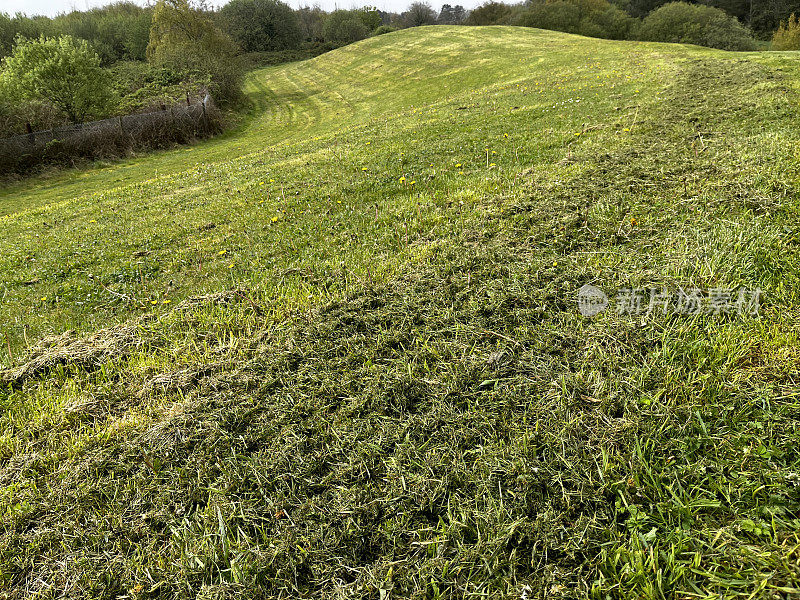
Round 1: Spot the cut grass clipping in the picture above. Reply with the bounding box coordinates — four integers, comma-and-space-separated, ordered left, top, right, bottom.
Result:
2, 26, 800, 599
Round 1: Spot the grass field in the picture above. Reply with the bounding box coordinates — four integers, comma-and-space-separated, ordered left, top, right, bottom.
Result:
1, 25, 800, 598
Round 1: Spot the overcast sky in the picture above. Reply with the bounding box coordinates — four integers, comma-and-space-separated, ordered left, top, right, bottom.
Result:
1, 0, 486, 17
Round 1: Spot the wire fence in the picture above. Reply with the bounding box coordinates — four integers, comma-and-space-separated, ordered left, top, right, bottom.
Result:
0, 97, 222, 176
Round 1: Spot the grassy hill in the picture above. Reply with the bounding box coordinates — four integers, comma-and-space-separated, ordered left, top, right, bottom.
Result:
1, 26, 800, 598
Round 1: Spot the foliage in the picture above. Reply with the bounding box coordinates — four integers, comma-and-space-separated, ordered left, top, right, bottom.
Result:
640, 1, 756, 50
437, 3, 468, 23
399, 2, 438, 26
52, 2, 152, 64
772, 13, 800, 49
373, 25, 398, 35
465, 1, 515, 24
0, 14, 53, 58
355, 6, 384, 30
626, 0, 800, 32
0, 35, 113, 123
109, 60, 211, 113
147, 0, 242, 104
322, 10, 370, 45
296, 5, 327, 42
519, 0, 637, 39
519, 1, 582, 30
0, 4, 151, 63
218, 0, 302, 53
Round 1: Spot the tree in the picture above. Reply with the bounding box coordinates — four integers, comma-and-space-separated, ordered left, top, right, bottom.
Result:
356, 6, 383, 30
147, 0, 242, 103
640, 1, 756, 49
0, 13, 15, 57
323, 10, 370, 44
465, 1, 514, 24
0, 35, 112, 123
437, 4, 468, 23
296, 5, 326, 42
772, 12, 800, 48
218, 0, 302, 52
400, 2, 437, 26
54, 2, 153, 64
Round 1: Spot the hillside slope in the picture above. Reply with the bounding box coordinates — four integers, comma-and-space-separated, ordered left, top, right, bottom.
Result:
1, 27, 800, 598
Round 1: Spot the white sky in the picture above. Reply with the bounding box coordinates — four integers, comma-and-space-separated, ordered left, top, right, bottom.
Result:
1, 0, 485, 17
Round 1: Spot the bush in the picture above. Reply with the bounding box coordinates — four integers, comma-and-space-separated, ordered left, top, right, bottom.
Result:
640, 2, 756, 50
147, 0, 243, 104
323, 10, 370, 45
583, 5, 638, 39
109, 61, 211, 114
399, 2, 437, 27
53, 3, 152, 64
772, 13, 800, 49
373, 25, 397, 35
296, 6, 326, 42
218, 0, 302, 53
0, 98, 223, 177
0, 35, 114, 123
519, 0, 636, 38
465, 2, 515, 25
519, 1, 581, 31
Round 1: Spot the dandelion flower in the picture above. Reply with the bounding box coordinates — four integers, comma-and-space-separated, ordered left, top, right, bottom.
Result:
362, 167, 368, 172
272, 216, 279, 222
399, 176, 406, 183
455, 163, 462, 168
163, 300, 171, 304
218, 250, 227, 256
409, 180, 416, 186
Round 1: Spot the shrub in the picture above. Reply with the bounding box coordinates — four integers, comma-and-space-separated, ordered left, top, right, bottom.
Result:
437, 4, 468, 24
218, 0, 302, 53
323, 10, 370, 45
373, 25, 398, 35
519, 1, 581, 31
147, 0, 243, 104
640, 2, 756, 50
465, 2, 515, 25
772, 13, 800, 49
582, 5, 638, 39
0, 98, 223, 176
399, 2, 438, 27
109, 61, 211, 114
296, 6, 326, 42
519, 0, 636, 38
0, 35, 114, 123
53, 3, 152, 64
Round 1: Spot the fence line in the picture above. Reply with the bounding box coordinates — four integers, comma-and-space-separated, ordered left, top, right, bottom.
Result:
0, 97, 220, 175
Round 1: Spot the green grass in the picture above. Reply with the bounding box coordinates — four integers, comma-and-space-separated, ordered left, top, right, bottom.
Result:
1, 25, 800, 598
